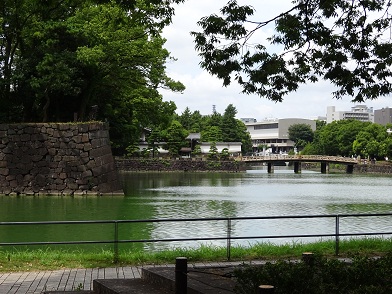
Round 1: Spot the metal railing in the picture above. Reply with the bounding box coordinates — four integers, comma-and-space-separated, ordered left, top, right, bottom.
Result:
242, 154, 358, 164
1, 213, 392, 262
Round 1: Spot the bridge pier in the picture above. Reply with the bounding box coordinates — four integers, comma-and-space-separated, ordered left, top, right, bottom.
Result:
294, 162, 301, 173
267, 162, 274, 173
346, 164, 354, 174
321, 162, 329, 174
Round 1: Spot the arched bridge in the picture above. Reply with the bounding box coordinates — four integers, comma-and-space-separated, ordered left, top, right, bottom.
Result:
241, 155, 358, 173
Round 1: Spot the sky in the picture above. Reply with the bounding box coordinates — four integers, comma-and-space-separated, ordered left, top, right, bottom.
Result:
159, 0, 392, 121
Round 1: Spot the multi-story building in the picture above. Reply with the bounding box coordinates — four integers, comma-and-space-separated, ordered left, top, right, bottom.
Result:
240, 118, 257, 123
374, 107, 392, 125
326, 105, 374, 123
244, 118, 316, 154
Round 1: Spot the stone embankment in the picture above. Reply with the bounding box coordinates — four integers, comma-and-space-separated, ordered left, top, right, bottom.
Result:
303, 162, 392, 174
354, 163, 392, 174
0, 122, 122, 196
115, 158, 247, 172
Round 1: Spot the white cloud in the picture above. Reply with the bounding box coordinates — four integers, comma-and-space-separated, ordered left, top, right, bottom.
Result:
160, 0, 392, 121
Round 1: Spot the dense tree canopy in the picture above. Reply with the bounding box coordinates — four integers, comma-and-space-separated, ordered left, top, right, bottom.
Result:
177, 104, 252, 154
192, 0, 392, 102
288, 123, 314, 149
302, 119, 392, 160
0, 0, 185, 153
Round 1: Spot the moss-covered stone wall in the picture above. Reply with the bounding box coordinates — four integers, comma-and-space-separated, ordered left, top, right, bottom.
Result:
0, 122, 122, 195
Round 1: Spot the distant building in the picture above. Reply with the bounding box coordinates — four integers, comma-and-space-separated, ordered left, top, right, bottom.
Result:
240, 118, 257, 123
326, 105, 374, 123
374, 107, 392, 125
199, 142, 242, 155
244, 118, 316, 153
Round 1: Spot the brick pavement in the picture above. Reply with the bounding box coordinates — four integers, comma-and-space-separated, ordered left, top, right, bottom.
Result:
0, 260, 265, 294
0, 266, 142, 294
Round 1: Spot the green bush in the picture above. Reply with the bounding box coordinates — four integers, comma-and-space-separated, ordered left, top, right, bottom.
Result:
234, 253, 392, 294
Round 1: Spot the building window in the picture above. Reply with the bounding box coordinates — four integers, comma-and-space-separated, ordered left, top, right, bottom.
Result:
254, 123, 278, 130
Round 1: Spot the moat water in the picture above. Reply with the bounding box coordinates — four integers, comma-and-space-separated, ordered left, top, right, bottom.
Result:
1, 167, 392, 251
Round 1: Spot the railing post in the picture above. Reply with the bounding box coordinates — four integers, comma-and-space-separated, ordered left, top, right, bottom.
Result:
302, 252, 314, 266
114, 221, 119, 263
335, 215, 340, 256
175, 257, 187, 294
227, 218, 232, 261
258, 285, 274, 293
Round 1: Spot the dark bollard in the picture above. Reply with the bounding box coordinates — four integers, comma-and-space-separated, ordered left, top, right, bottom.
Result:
258, 285, 274, 293
175, 257, 187, 294
302, 252, 314, 266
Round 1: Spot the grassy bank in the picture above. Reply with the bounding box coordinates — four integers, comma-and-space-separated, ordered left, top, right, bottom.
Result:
1, 237, 392, 272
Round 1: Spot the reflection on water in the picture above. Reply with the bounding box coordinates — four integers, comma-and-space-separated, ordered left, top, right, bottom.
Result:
1, 167, 392, 250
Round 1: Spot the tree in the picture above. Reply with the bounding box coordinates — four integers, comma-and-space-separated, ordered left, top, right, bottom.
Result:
192, 144, 202, 157
161, 120, 188, 156
236, 120, 252, 154
220, 103, 251, 154
336, 120, 366, 157
220, 148, 230, 160
192, 1, 392, 102
383, 137, 392, 159
201, 126, 223, 142
178, 108, 205, 133
310, 120, 369, 156
353, 123, 388, 159
207, 110, 222, 127
288, 124, 314, 149
208, 142, 219, 160
221, 104, 239, 142
0, 0, 185, 153
181, 104, 252, 154
178, 107, 192, 131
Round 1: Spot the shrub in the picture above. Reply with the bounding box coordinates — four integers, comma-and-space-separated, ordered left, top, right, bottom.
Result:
234, 253, 392, 294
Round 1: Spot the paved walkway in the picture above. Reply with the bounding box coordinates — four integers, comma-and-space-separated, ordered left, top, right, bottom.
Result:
0, 266, 144, 293
0, 261, 256, 294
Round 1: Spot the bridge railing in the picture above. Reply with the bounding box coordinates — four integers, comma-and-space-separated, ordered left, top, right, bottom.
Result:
242, 154, 358, 163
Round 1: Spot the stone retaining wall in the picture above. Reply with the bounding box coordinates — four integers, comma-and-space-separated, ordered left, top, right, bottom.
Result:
354, 164, 392, 174
0, 122, 122, 195
115, 158, 247, 172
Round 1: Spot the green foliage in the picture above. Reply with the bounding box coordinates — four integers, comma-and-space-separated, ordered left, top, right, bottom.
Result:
126, 143, 141, 158
234, 253, 392, 294
161, 120, 188, 156
202, 126, 223, 142
1, 238, 392, 272
192, 144, 202, 156
192, 0, 392, 102
177, 109, 206, 133
353, 123, 389, 159
221, 104, 239, 142
140, 148, 151, 158
301, 142, 319, 155
207, 161, 222, 168
310, 120, 369, 156
288, 124, 314, 149
208, 142, 219, 160
220, 147, 230, 160
236, 120, 252, 154
0, 0, 185, 154
298, 119, 392, 159
180, 104, 252, 155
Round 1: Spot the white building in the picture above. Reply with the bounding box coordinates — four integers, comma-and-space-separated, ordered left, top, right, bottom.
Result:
199, 142, 242, 155
244, 118, 316, 154
374, 107, 392, 125
326, 105, 374, 123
